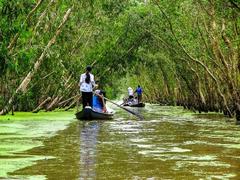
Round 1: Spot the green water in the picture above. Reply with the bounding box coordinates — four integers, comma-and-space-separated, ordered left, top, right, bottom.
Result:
0, 105, 240, 179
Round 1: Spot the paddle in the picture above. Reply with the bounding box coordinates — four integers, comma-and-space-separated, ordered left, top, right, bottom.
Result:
93, 92, 144, 120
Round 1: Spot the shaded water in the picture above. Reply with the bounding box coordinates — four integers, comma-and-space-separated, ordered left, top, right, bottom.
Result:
0, 105, 240, 179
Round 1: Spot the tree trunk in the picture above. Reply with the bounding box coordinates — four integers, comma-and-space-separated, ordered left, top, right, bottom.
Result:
0, 8, 72, 115
32, 97, 51, 113
8, 0, 44, 52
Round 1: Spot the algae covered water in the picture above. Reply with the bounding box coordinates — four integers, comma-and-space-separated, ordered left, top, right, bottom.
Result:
0, 105, 240, 179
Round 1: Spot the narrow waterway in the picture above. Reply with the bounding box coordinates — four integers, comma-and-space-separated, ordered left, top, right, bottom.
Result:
0, 105, 240, 179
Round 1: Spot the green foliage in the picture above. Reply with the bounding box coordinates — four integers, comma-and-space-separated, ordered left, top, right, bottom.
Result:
15, 92, 37, 111
0, 0, 239, 115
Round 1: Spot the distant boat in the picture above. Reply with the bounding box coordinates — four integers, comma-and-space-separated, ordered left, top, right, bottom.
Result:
75, 106, 114, 120
123, 100, 145, 107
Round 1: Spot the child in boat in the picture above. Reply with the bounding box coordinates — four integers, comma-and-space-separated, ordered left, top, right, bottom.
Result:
93, 89, 107, 113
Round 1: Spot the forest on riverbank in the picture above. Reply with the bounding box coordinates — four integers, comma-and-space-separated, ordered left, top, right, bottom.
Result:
0, 0, 240, 120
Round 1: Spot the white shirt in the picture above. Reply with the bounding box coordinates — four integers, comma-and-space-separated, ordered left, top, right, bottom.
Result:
79, 73, 95, 92
128, 87, 134, 96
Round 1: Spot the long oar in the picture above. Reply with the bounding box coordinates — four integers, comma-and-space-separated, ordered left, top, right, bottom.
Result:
94, 92, 143, 119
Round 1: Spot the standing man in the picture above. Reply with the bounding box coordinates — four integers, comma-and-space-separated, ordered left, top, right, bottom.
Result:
79, 65, 95, 109
134, 85, 143, 103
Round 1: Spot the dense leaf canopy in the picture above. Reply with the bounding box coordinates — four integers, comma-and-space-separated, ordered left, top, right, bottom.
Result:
0, 0, 240, 119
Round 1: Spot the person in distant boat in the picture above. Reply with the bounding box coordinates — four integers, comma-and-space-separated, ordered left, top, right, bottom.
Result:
93, 89, 107, 113
134, 85, 143, 103
128, 87, 134, 100
79, 65, 95, 109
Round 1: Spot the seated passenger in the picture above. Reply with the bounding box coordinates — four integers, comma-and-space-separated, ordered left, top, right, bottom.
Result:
93, 90, 107, 113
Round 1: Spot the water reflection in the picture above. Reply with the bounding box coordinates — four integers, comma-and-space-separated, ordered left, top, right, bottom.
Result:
79, 121, 99, 180
4, 106, 240, 179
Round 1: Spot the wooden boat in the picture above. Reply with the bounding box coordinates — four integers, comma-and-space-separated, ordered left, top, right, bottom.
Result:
75, 106, 114, 120
123, 102, 145, 107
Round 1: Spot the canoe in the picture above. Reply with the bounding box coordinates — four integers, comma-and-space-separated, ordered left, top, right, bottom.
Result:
130, 102, 145, 107
123, 102, 145, 107
75, 106, 114, 120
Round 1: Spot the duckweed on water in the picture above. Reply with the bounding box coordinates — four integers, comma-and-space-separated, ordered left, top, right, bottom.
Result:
0, 106, 240, 179
0, 110, 75, 179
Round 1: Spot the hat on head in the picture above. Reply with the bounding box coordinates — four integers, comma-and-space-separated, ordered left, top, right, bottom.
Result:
95, 90, 101, 94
